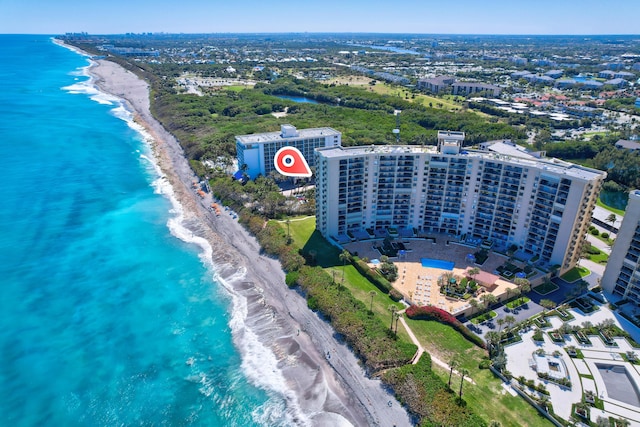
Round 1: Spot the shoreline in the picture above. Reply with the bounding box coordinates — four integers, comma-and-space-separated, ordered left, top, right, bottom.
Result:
70, 45, 412, 426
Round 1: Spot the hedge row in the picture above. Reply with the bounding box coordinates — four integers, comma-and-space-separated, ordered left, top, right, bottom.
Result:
352, 257, 393, 293
406, 305, 486, 349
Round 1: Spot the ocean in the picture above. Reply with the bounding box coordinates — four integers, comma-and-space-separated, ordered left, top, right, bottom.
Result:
0, 35, 294, 426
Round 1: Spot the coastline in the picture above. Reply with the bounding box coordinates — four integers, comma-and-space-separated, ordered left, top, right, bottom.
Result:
74, 48, 412, 426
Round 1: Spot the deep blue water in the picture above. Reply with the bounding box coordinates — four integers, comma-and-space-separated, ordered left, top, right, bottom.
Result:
274, 95, 319, 104
0, 35, 289, 426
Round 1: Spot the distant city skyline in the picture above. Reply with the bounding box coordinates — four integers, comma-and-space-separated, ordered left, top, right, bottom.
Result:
2, 0, 640, 35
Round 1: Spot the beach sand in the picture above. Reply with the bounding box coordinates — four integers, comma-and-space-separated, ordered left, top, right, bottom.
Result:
84, 56, 412, 426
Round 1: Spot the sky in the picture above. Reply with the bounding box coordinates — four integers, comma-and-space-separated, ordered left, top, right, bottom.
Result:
2, 0, 640, 35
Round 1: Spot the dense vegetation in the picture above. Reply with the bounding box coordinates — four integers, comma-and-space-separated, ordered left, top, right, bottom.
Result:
148, 73, 527, 162
384, 355, 487, 427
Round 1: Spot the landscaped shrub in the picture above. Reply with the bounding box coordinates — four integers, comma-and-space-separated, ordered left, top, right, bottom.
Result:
590, 228, 600, 236
406, 305, 486, 349
351, 257, 393, 294
389, 288, 403, 302
601, 232, 609, 239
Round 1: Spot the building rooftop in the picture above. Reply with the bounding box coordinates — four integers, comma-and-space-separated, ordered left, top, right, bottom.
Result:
236, 126, 340, 145
316, 144, 605, 181
615, 139, 640, 150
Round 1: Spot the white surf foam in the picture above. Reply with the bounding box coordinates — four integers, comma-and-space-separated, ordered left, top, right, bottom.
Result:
61, 47, 311, 425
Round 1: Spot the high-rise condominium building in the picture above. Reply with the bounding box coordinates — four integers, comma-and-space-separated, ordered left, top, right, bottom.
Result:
315, 131, 606, 274
601, 190, 640, 304
236, 124, 341, 179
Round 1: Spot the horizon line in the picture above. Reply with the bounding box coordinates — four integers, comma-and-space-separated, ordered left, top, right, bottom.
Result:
4, 32, 640, 37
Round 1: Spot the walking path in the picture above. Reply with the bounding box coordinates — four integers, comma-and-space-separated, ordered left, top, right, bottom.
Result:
398, 310, 476, 384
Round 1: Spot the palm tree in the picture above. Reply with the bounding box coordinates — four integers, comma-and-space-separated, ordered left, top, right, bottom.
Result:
339, 249, 350, 284
285, 218, 291, 244
540, 298, 556, 313
448, 358, 459, 388
369, 290, 377, 312
459, 369, 469, 399
469, 298, 480, 316
388, 305, 397, 331
606, 213, 617, 229
468, 267, 480, 284
514, 278, 530, 305
481, 293, 498, 313
504, 315, 516, 331
485, 331, 502, 358
394, 312, 402, 335
497, 318, 506, 333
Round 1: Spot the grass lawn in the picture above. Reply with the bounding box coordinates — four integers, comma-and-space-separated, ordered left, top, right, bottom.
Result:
534, 281, 559, 295
587, 248, 609, 264
597, 196, 626, 216
561, 266, 590, 283
469, 311, 497, 324
506, 297, 531, 309
277, 216, 315, 248
407, 319, 552, 427
281, 217, 552, 426
369, 83, 462, 111
592, 233, 615, 247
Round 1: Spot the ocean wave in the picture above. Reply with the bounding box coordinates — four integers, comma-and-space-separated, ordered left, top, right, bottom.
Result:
147, 166, 307, 426
66, 55, 310, 424
62, 79, 119, 106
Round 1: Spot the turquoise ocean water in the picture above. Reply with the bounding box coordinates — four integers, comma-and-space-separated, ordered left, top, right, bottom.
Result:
0, 35, 292, 426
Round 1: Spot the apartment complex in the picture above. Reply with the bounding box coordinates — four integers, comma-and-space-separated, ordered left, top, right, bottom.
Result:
315, 131, 605, 274
452, 82, 502, 97
236, 125, 341, 179
601, 190, 640, 304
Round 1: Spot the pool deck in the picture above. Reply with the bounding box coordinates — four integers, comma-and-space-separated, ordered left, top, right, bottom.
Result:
344, 237, 518, 316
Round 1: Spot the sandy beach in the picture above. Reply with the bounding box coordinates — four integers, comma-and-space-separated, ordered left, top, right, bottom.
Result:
82, 53, 412, 426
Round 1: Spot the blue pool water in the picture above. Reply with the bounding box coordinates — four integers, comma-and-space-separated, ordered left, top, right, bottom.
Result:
421, 258, 455, 270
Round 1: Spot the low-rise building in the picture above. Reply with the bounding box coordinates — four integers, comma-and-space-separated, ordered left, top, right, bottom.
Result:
417, 76, 455, 93
236, 124, 341, 179
615, 139, 640, 151
604, 78, 628, 88
452, 82, 501, 97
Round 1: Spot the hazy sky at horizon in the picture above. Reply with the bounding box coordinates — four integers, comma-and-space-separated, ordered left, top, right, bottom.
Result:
2, 0, 639, 35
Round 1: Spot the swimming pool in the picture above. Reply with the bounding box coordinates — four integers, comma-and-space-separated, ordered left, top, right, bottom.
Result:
421, 258, 455, 270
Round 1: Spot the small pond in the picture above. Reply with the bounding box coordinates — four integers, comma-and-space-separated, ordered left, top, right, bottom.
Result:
274, 95, 319, 104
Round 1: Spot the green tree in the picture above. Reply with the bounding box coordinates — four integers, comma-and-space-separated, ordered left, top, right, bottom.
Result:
339, 249, 350, 284
448, 358, 459, 388
540, 298, 556, 313
504, 315, 516, 331
469, 298, 480, 315
388, 305, 397, 331
459, 369, 470, 399
606, 213, 617, 229
369, 290, 377, 312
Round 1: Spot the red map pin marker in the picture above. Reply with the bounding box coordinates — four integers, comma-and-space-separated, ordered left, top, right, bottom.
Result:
274, 146, 312, 178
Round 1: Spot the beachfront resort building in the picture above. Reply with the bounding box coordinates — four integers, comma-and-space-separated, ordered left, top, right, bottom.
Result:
602, 190, 640, 305
315, 131, 606, 274
235, 125, 341, 179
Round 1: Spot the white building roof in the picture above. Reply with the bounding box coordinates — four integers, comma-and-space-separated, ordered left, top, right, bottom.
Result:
236, 126, 340, 145
317, 144, 605, 181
